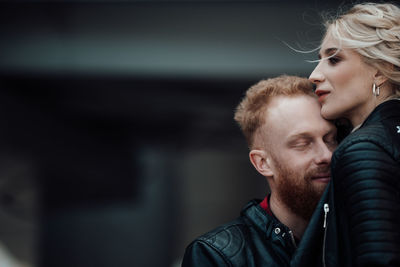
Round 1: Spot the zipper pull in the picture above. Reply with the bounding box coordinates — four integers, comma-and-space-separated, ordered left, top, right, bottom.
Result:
323, 203, 329, 228
288, 230, 297, 249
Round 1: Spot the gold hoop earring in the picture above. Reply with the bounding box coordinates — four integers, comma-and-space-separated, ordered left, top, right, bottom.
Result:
373, 83, 380, 96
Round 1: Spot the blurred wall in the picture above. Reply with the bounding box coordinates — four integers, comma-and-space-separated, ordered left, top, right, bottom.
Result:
0, 0, 346, 266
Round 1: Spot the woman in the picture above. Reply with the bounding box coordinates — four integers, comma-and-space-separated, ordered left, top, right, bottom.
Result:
291, 3, 400, 267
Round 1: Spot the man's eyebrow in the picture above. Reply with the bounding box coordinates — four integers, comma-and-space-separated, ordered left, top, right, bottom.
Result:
288, 128, 337, 142
287, 132, 312, 142
324, 128, 338, 136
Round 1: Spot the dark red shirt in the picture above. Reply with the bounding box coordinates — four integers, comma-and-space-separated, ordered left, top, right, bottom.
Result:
259, 195, 273, 216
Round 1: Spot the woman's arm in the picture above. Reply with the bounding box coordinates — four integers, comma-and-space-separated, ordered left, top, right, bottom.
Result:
333, 141, 400, 266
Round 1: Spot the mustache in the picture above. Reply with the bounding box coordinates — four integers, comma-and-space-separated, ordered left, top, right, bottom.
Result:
306, 166, 331, 178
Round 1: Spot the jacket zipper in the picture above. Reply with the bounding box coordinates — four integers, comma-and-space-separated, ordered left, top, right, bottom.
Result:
288, 230, 297, 249
322, 203, 329, 267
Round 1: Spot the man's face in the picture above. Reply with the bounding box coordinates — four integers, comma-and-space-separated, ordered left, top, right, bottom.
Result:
262, 95, 337, 220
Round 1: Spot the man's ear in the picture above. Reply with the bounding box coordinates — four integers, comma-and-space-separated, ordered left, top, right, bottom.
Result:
249, 149, 274, 177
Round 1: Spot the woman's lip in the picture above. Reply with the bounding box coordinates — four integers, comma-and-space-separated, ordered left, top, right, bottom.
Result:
315, 89, 330, 96
315, 89, 330, 102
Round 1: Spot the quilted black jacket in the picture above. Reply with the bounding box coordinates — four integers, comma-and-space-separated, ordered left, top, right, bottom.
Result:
182, 199, 297, 267
291, 99, 400, 267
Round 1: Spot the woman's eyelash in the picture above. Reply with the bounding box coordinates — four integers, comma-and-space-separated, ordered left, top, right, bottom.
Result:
328, 56, 341, 65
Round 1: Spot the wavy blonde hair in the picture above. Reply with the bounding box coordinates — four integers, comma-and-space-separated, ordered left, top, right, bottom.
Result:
325, 2, 400, 94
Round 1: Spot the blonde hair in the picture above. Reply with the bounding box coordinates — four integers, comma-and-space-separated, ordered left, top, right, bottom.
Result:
234, 75, 314, 148
325, 2, 400, 94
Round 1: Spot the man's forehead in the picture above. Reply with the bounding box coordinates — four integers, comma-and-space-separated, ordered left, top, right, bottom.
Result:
266, 95, 318, 118
265, 95, 333, 134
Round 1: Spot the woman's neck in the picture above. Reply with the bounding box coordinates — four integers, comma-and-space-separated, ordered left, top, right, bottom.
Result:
348, 93, 398, 127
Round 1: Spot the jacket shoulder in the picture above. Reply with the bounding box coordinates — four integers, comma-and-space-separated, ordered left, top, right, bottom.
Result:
334, 121, 400, 163
182, 218, 247, 266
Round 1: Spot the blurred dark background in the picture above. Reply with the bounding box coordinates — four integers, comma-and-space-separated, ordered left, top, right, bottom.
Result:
0, 0, 345, 266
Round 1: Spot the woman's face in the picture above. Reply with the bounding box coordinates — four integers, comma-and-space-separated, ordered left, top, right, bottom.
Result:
309, 32, 378, 126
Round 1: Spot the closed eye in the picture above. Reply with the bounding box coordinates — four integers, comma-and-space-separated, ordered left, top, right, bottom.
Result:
291, 140, 312, 149
324, 134, 338, 148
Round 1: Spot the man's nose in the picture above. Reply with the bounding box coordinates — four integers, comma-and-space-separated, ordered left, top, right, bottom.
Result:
315, 143, 332, 165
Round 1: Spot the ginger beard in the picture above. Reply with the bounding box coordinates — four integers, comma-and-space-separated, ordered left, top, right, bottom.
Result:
272, 157, 329, 221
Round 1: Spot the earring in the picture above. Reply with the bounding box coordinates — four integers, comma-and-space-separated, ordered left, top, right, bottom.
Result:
373, 83, 380, 96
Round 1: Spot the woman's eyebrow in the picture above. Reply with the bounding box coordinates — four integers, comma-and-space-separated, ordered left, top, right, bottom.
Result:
319, 47, 339, 58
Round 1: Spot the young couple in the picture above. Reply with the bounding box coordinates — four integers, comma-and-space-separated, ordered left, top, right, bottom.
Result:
184, 2, 400, 266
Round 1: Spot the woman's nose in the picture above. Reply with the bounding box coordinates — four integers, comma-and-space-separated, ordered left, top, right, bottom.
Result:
309, 64, 324, 85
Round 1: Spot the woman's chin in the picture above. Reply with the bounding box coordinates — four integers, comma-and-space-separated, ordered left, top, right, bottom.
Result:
320, 107, 339, 121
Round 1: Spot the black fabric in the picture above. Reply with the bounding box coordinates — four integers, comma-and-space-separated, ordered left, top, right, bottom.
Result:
291, 99, 400, 267
182, 199, 297, 267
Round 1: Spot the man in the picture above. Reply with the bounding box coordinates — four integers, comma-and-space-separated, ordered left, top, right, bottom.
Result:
182, 75, 338, 266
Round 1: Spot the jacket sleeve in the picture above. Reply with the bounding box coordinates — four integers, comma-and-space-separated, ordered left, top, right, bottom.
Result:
333, 141, 400, 266
182, 240, 229, 267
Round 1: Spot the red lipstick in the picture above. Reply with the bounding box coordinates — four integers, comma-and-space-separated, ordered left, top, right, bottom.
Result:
315, 89, 330, 102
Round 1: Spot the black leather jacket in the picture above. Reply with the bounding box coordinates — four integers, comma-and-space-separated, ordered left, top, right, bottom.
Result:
291, 99, 400, 267
182, 199, 297, 267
